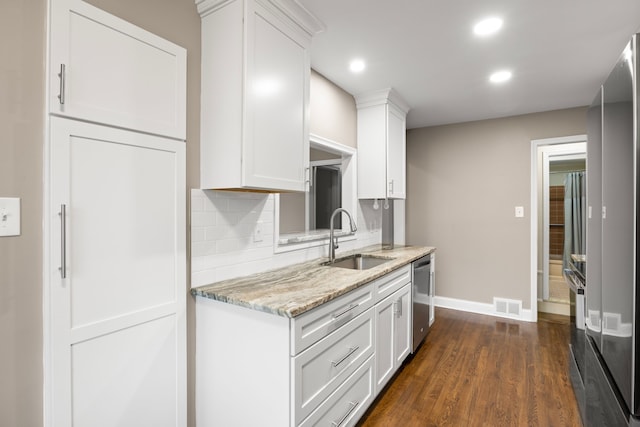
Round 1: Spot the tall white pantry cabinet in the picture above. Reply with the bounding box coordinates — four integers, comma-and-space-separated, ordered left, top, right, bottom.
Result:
45, 1, 187, 427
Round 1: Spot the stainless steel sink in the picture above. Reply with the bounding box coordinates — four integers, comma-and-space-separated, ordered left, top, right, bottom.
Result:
323, 254, 393, 270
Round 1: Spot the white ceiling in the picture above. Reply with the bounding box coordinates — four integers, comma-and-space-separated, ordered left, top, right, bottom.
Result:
297, 0, 640, 129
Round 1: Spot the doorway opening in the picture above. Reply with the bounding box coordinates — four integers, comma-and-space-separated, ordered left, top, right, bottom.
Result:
530, 136, 586, 320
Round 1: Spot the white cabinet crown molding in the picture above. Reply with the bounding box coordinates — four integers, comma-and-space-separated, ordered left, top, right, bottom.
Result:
354, 88, 410, 114
195, 0, 325, 36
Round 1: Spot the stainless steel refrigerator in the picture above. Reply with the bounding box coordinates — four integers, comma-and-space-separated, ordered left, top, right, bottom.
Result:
584, 33, 640, 426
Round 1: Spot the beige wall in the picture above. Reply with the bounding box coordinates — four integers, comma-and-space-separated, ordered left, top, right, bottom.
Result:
406, 107, 587, 310
0, 1, 46, 426
310, 70, 357, 148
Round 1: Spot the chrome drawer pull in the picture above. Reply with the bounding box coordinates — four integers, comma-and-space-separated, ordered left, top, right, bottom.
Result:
58, 64, 66, 105
331, 400, 359, 427
331, 346, 359, 368
332, 303, 358, 320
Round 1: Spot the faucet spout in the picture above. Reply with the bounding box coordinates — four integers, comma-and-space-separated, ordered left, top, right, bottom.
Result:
329, 208, 357, 263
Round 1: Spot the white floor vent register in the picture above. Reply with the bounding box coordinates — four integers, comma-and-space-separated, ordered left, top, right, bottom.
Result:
494, 297, 522, 318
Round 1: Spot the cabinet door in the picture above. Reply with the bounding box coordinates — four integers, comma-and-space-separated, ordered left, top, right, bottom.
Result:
48, 117, 186, 427
357, 105, 387, 199
244, 1, 310, 191
386, 104, 406, 199
374, 293, 395, 395
49, 0, 186, 139
374, 284, 413, 395
394, 284, 412, 366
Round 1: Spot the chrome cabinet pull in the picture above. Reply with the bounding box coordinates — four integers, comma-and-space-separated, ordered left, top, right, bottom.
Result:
57, 64, 66, 105
331, 401, 359, 427
332, 303, 358, 320
388, 180, 394, 194
59, 204, 66, 278
331, 346, 359, 368
394, 298, 403, 317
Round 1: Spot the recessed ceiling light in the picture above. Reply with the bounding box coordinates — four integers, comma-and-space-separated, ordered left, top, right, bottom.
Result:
349, 59, 366, 73
474, 17, 503, 36
489, 70, 512, 83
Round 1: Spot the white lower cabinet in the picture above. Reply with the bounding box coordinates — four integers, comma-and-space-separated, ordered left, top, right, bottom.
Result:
294, 309, 375, 425
299, 356, 375, 427
374, 284, 412, 394
195, 265, 414, 426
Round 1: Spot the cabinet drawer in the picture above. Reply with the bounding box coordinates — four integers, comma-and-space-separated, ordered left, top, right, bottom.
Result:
299, 355, 374, 427
374, 265, 411, 303
292, 283, 374, 355
293, 309, 374, 425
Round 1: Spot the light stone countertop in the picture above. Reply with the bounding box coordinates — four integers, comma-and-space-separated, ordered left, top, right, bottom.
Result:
191, 245, 436, 318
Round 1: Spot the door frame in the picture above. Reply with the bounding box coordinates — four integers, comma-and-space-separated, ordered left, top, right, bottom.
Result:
530, 135, 586, 320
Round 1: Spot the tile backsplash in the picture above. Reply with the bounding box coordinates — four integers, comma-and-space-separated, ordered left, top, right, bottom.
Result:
190, 189, 383, 287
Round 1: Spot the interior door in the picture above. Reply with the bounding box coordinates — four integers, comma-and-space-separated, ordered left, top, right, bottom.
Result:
48, 117, 186, 427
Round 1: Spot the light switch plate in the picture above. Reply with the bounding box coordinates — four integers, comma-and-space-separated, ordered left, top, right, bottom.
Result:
0, 197, 21, 237
514, 206, 524, 218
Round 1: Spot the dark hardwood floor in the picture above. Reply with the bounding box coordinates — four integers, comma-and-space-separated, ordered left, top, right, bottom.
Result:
358, 307, 581, 426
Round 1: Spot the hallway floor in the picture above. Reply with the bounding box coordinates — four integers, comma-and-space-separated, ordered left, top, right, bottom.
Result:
358, 308, 581, 426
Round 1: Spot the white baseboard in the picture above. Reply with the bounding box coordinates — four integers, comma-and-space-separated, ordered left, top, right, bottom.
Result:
434, 296, 536, 322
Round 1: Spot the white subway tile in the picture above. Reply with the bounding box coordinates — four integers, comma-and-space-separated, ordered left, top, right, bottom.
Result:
190, 193, 205, 213
191, 211, 217, 227
191, 227, 206, 243
217, 211, 239, 226
191, 240, 216, 257
216, 238, 244, 253
191, 269, 218, 287
191, 185, 384, 286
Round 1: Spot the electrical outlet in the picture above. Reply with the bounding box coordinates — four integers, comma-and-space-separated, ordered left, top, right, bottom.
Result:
0, 197, 20, 237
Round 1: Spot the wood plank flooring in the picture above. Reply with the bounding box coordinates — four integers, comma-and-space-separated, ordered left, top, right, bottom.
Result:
358, 308, 581, 427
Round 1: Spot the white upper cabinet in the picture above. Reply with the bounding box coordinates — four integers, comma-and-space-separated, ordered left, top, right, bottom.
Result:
49, 0, 187, 139
356, 89, 410, 199
197, 0, 324, 192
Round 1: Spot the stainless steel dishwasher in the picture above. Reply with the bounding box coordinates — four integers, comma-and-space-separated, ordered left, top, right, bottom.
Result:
412, 254, 432, 352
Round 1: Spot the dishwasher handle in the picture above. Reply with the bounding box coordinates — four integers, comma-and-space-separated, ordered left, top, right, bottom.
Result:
413, 258, 431, 271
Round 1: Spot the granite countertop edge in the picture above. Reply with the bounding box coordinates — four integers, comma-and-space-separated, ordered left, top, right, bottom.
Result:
191, 245, 436, 318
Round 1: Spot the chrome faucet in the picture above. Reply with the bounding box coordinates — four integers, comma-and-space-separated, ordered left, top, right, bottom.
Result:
329, 208, 358, 263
